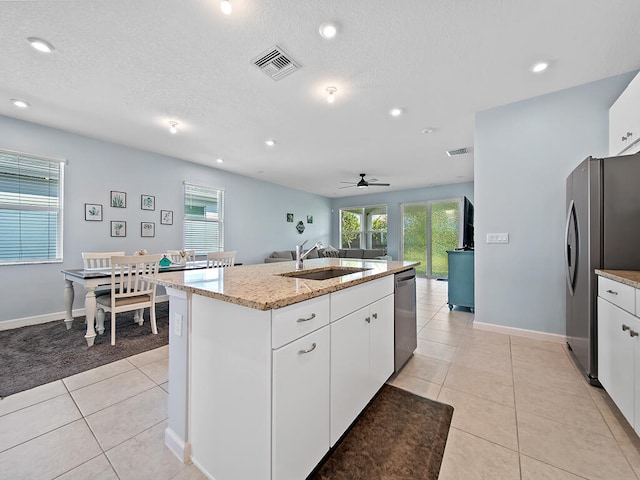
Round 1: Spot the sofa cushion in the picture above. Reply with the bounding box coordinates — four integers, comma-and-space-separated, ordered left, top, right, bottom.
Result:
270, 250, 294, 260
319, 245, 340, 258
363, 249, 385, 259
339, 249, 364, 258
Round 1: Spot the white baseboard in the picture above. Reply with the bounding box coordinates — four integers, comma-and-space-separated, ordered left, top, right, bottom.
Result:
473, 321, 566, 344
0, 294, 170, 331
165, 426, 191, 464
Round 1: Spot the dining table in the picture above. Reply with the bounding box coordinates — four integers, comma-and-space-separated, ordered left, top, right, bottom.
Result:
62, 260, 209, 346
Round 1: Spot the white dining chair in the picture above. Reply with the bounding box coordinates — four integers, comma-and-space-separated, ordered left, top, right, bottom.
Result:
95, 254, 163, 345
206, 251, 237, 268
81, 251, 125, 270
166, 249, 196, 264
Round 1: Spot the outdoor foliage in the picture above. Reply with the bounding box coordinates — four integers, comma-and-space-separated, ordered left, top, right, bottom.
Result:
341, 211, 361, 248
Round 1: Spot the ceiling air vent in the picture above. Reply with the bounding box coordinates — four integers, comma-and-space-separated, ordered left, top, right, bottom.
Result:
446, 147, 470, 157
252, 45, 300, 81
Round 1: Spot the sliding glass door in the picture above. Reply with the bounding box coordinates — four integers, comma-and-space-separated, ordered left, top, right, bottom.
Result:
401, 199, 462, 278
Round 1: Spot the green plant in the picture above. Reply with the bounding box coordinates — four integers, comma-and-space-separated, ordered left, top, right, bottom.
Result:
111, 194, 124, 208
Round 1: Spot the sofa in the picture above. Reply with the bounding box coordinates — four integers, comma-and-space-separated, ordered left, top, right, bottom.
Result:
265, 247, 388, 263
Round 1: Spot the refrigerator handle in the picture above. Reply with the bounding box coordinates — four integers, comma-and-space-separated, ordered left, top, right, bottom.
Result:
564, 200, 576, 295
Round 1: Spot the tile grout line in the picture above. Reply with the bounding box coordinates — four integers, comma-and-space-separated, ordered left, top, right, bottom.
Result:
509, 335, 523, 480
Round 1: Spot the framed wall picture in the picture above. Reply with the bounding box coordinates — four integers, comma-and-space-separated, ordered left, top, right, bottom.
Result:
141, 194, 155, 211
111, 221, 126, 237
110, 191, 126, 208
161, 210, 173, 225
85, 203, 103, 221
307, 215, 313, 224
141, 221, 155, 237
286, 213, 294, 222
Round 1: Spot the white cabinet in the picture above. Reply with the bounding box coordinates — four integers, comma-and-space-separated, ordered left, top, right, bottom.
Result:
609, 71, 640, 156
597, 297, 637, 427
330, 292, 394, 445
597, 276, 640, 434
272, 325, 330, 480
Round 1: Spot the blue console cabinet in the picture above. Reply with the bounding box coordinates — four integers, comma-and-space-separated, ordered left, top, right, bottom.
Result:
447, 250, 474, 312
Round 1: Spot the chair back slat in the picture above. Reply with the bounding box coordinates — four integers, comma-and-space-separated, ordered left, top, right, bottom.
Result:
166, 249, 196, 263
207, 251, 237, 268
82, 251, 125, 269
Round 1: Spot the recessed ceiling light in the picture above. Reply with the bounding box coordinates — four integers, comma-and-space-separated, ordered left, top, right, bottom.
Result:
27, 37, 54, 53
326, 86, 337, 103
390, 107, 403, 117
216, 158, 224, 164
265, 139, 276, 147
422, 128, 435, 134
319, 22, 337, 39
530, 61, 549, 73
221, 0, 232, 15
168, 121, 178, 134
11, 99, 31, 108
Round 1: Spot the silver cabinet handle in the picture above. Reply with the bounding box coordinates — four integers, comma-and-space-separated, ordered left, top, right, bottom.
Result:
631, 331, 639, 338
298, 343, 317, 355
372, 313, 378, 319
297, 313, 316, 323
365, 317, 371, 323
606, 289, 618, 295
622, 324, 630, 332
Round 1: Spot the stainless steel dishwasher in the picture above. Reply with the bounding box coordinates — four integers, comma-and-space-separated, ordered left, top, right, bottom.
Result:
394, 268, 417, 372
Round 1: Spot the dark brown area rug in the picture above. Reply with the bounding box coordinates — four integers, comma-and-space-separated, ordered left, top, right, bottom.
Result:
310, 384, 454, 480
0, 302, 169, 398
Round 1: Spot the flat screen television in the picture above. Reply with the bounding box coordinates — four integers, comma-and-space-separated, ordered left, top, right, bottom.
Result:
462, 196, 474, 250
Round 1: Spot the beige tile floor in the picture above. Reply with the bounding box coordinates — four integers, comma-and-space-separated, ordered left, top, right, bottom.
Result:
1, 278, 639, 479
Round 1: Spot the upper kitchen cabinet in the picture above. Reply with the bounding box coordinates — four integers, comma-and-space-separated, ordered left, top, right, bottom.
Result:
610, 71, 640, 156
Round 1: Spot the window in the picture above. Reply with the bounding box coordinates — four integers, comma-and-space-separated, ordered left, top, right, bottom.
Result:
183, 182, 224, 255
340, 205, 387, 250
0, 149, 64, 265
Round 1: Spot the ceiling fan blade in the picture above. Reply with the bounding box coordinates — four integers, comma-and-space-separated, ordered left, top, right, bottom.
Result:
339, 181, 356, 184
338, 185, 356, 189
368, 183, 391, 186
368, 178, 378, 183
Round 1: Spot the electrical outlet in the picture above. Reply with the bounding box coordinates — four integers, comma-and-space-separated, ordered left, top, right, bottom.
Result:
486, 233, 509, 244
174, 313, 183, 337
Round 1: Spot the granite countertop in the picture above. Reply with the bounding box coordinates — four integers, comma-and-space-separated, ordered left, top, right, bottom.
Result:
145, 258, 418, 310
595, 270, 640, 289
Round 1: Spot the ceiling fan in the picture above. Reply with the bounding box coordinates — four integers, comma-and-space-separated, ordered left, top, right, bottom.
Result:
339, 173, 390, 189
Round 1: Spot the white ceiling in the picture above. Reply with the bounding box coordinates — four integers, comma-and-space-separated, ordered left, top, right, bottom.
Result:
1, 0, 639, 197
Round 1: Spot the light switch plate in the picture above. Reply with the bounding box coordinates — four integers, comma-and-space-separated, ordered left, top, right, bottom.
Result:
173, 313, 183, 336
486, 233, 509, 244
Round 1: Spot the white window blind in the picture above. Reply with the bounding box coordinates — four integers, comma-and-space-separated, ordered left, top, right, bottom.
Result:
184, 182, 224, 255
0, 149, 64, 264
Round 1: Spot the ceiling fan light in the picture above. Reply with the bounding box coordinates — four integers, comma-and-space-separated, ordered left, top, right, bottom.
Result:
168, 121, 178, 134
326, 86, 337, 103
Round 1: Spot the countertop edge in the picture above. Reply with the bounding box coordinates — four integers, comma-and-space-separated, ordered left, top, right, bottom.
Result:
595, 269, 640, 289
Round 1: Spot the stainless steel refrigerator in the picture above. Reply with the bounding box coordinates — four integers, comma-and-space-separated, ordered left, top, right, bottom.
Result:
565, 152, 640, 386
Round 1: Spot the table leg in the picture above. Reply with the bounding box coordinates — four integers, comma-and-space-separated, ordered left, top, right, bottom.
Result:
84, 287, 97, 347
64, 279, 75, 330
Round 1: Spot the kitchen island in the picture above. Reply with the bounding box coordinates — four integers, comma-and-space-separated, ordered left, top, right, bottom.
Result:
145, 257, 417, 480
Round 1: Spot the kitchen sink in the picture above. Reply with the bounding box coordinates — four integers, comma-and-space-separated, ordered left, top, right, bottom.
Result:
279, 267, 371, 280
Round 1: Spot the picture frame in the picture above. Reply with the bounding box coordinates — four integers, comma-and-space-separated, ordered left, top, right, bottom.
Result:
141, 221, 155, 237
84, 203, 103, 221
160, 210, 173, 225
141, 194, 155, 211
110, 221, 126, 237
110, 191, 126, 208
286, 213, 294, 223
307, 215, 313, 224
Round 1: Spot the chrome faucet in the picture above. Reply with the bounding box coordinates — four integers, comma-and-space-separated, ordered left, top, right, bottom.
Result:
295, 240, 324, 270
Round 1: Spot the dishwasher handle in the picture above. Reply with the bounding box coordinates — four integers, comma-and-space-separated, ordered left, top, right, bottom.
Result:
395, 277, 415, 288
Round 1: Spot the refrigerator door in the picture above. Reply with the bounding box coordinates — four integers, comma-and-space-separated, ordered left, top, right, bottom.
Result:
602, 153, 640, 270
566, 157, 600, 384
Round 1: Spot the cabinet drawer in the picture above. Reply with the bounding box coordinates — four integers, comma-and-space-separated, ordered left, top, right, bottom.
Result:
272, 295, 330, 349
330, 276, 394, 322
598, 276, 635, 314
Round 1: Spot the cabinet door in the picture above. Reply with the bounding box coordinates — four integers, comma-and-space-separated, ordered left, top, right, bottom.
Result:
272, 326, 330, 480
598, 297, 635, 426
330, 307, 370, 446
609, 72, 640, 156
368, 295, 395, 398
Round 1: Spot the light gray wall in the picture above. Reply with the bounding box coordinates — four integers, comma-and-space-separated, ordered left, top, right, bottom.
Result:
474, 71, 636, 335
0, 115, 331, 323
330, 182, 474, 260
